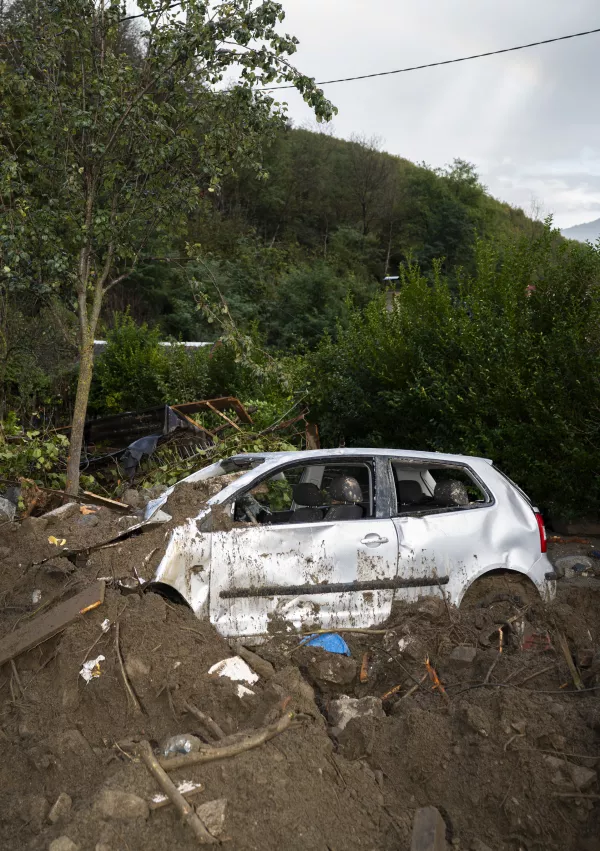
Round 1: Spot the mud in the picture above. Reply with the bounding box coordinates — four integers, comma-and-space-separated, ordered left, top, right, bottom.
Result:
0, 501, 600, 851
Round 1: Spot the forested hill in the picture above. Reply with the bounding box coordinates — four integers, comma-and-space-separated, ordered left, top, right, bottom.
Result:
105, 127, 543, 349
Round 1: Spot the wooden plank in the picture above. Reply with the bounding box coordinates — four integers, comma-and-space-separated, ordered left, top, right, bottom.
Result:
204, 401, 242, 432
0, 581, 105, 667
81, 492, 130, 513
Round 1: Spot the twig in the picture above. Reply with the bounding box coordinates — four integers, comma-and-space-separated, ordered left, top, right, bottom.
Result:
425, 657, 450, 702
183, 700, 226, 740
115, 623, 142, 715
160, 713, 293, 771
10, 659, 24, 697
552, 792, 600, 800
504, 733, 525, 752
517, 662, 558, 686
484, 628, 504, 683
137, 741, 218, 844
556, 631, 583, 691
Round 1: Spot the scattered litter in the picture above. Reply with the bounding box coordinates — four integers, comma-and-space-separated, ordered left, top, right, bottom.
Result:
100, 619, 111, 633
303, 633, 351, 656
48, 535, 67, 547
32, 589, 41, 604
162, 735, 203, 757
151, 780, 203, 805
208, 656, 259, 685
79, 655, 105, 684
80, 506, 98, 515
591, 550, 600, 559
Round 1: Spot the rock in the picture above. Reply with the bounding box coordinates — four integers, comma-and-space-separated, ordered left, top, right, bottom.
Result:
48, 838, 79, 851
122, 489, 143, 509
94, 789, 149, 820
555, 555, 594, 577
42, 557, 76, 577
162, 734, 204, 756
471, 841, 493, 851
511, 720, 527, 735
397, 636, 427, 663
448, 646, 477, 667
77, 514, 99, 527
21, 516, 48, 532
48, 729, 93, 758
0, 545, 11, 560
410, 806, 447, 851
0, 496, 16, 523
416, 596, 446, 619
196, 799, 227, 837
43, 502, 79, 520
544, 755, 597, 790
459, 703, 489, 737
48, 792, 72, 825
124, 656, 150, 682
307, 653, 358, 686
328, 696, 385, 733
28, 796, 50, 831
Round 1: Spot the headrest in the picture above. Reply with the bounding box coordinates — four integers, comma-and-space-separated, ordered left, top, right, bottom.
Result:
397, 480, 424, 504
292, 482, 322, 507
433, 480, 469, 507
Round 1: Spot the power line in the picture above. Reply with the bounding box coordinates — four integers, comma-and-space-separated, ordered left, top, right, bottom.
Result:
260, 25, 600, 90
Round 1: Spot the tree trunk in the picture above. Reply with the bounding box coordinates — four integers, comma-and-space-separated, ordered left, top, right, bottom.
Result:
65, 339, 94, 495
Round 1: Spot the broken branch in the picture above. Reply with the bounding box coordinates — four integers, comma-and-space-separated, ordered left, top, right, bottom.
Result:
556, 631, 584, 691
137, 741, 217, 844
160, 713, 293, 771
183, 700, 226, 741
115, 622, 142, 715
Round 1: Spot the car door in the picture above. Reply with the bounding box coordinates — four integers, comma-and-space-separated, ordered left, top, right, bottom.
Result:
209, 456, 400, 639
389, 458, 494, 604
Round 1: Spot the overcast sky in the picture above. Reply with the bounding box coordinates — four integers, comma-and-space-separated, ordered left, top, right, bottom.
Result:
271, 0, 600, 228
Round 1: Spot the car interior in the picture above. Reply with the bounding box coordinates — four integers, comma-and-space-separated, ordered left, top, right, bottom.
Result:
233, 462, 373, 525
392, 463, 486, 514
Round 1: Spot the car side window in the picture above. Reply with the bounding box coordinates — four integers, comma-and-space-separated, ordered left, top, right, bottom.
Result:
233, 461, 374, 524
391, 462, 489, 515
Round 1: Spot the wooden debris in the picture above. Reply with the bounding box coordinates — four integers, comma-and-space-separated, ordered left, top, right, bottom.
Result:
115, 622, 143, 715
425, 657, 449, 702
360, 653, 370, 683
137, 741, 217, 844
149, 782, 205, 811
0, 581, 105, 667
556, 631, 584, 691
234, 643, 275, 680
183, 700, 226, 741
160, 713, 293, 772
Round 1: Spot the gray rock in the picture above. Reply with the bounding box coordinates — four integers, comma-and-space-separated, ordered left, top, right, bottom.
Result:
544, 755, 597, 790
196, 798, 227, 837
42, 502, 79, 520
0, 545, 11, 560
328, 696, 385, 732
410, 806, 446, 851
416, 596, 447, 619
307, 654, 358, 686
397, 635, 426, 663
77, 514, 99, 527
48, 792, 72, 825
460, 703, 490, 737
0, 496, 16, 523
448, 645, 477, 667
94, 789, 149, 820
122, 489, 143, 509
48, 838, 79, 851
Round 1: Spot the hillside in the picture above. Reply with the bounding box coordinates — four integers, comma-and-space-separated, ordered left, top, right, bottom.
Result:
562, 218, 600, 243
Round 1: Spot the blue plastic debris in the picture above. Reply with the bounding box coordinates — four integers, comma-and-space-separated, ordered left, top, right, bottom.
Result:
302, 633, 351, 656
591, 550, 600, 560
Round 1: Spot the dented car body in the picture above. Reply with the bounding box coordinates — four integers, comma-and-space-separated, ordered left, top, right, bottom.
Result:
145, 449, 555, 639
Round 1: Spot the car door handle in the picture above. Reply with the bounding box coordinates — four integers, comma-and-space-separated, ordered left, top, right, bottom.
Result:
360, 534, 389, 548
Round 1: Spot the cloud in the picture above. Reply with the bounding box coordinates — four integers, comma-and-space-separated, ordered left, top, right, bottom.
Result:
278, 0, 600, 227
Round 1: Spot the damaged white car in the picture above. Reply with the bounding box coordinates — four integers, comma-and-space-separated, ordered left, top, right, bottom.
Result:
145, 449, 555, 639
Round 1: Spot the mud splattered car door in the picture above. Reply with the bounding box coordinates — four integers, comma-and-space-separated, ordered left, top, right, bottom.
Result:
208, 456, 399, 639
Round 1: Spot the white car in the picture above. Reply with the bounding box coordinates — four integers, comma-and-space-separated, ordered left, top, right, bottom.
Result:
145, 448, 555, 639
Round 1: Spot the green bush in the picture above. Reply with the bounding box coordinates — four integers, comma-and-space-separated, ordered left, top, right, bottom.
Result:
306, 225, 600, 519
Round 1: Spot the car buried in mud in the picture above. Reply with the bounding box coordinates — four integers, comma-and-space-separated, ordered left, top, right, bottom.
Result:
144, 448, 555, 640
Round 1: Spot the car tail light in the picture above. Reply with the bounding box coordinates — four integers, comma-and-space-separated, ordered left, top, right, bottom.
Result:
534, 512, 547, 553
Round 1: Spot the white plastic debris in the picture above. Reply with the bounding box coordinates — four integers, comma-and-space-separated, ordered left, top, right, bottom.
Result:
152, 780, 202, 804
208, 656, 259, 685
100, 619, 111, 633
79, 655, 105, 683
236, 685, 255, 698
32, 589, 42, 604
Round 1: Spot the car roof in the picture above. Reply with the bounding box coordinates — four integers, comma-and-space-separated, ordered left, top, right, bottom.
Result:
231, 448, 493, 466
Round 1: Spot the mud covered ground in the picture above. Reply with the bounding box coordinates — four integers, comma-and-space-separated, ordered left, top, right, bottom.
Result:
1, 497, 600, 851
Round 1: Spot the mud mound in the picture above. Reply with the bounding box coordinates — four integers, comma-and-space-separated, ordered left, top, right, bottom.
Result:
1, 507, 600, 850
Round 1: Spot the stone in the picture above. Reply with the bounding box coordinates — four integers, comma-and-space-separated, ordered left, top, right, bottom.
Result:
0, 545, 11, 560
544, 756, 597, 791
307, 654, 358, 686
122, 489, 143, 509
0, 496, 16, 523
124, 656, 150, 682
471, 841, 493, 851
28, 796, 50, 831
21, 516, 48, 532
448, 646, 477, 667
48, 729, 92, 758
94, 789, 149, 820
77, 514, 99, 527
48, 838, 79, 851
328, 696, 385, 733
397, 636, 427, 663
410, 806, 447, 851
511, 720, 527, 735
416, 596, 446, 619
196, 799, 227, 837
460, 703, 489, 737
48, 792, 72, 825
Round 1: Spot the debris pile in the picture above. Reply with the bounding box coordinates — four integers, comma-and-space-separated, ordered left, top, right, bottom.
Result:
1, 500, 600, 851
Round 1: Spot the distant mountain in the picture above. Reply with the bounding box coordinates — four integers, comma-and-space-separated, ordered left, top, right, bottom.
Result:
561, 218, 600, 243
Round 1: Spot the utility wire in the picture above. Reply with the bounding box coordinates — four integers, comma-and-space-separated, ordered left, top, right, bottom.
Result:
261, 25, 600, 90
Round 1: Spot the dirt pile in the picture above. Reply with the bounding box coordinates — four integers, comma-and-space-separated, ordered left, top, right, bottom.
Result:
1, 504, 600, 850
